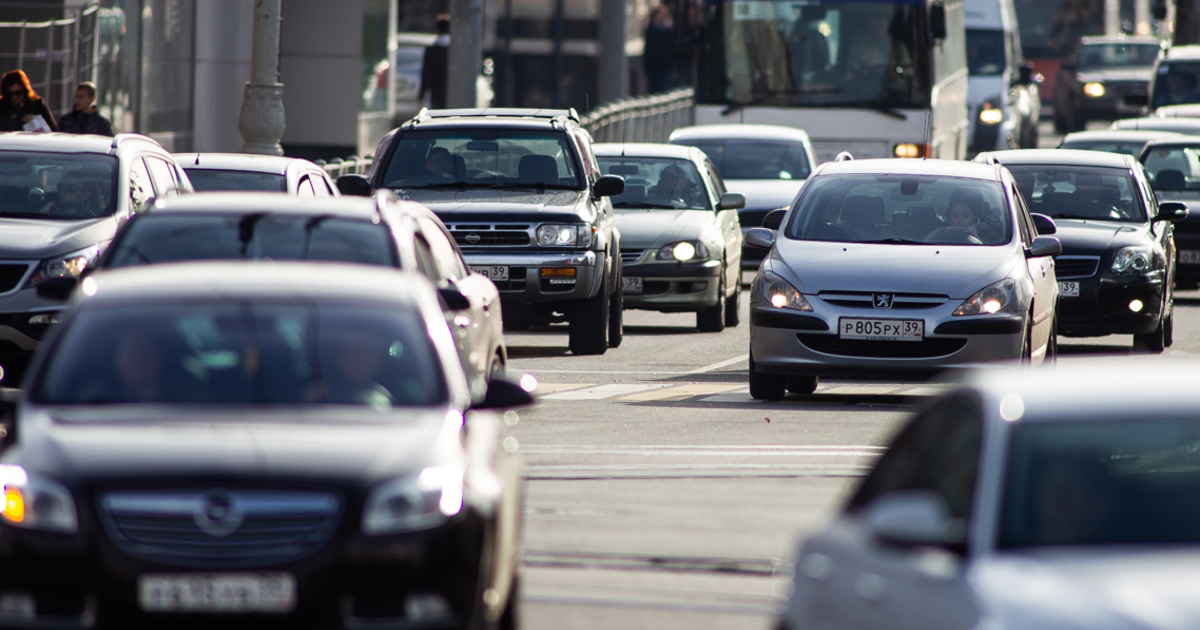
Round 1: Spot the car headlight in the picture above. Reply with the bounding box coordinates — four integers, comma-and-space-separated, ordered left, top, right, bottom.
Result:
954, 278, 1015, 316
753, 270, 812, 311
1111, 246, 1154, 275
1083, 82, 1106, 98
979, 98, 1003, 125
0, 465, 77, 534
536, 224, 593, 247
655, 241, 710, 262
30, 245, 100, 285
361, 466, 464, 535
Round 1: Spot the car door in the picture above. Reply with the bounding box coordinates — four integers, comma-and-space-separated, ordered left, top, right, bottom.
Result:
705, 158, 742, 288
1012, 183, 1055, 355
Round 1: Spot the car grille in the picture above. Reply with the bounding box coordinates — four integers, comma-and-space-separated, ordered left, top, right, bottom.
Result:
621, 250, 646, 265
0, 263, 32, 294
817, 291, 949, 309
451, 230, 531, 246
1055, 256, 1100, 279
98, 489, 341, 568
797, 334, 967, 358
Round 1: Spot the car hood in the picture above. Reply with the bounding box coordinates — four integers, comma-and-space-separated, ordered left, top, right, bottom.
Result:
615, 209, 714, 249
0, 216, 115, 259
1051, 220, 1147, 255
394, 188, 590, 223
770, 239, 1019, 298
725, 179, 805, 210
1077, 67, 1155, 83
974, 548, 1200, 629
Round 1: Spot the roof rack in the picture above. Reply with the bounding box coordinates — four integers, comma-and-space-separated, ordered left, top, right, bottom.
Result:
409, 107, 580, 125
834, 151, 853, 162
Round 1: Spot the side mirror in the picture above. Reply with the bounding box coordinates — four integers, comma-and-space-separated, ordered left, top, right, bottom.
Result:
473, 375, 536, 410
593, 174, 625, 198
1031, 213, 1057, 235
719, 192, 746, 210
1017, 63, 1034, 86
438, 285, 471, 311
1156, 201, 1189, 222
744, 227, 775, 249
37, 276, 78, 301
929, 3, 947, 40
1124, 93, 1150, 108
761, 208, 788, 230
863, 490, 966, 547
336, 174, 373, 197
1027, 236, 1062, 258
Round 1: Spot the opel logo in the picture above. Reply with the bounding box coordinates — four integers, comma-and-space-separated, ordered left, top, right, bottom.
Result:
465, 233, 481, 244
193, 489, 243, 537
873, 293, 894, 309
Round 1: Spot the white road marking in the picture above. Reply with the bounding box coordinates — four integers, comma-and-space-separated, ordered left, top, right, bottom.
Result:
685, 353, 750, 374
533, 383, 591, 395
525, 463, 870, 479
522, 444, 885, 456
618, 383, 745, 402
541, 383, 674, 401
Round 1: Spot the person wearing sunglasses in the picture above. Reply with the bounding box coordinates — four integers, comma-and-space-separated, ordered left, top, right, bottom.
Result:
40, 170, 106, 218
0, 69, 58, 133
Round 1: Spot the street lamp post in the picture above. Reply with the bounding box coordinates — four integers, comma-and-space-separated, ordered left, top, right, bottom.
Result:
239, 0, 285, 155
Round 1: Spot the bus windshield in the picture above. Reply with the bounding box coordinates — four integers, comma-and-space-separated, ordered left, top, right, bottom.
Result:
1013, 0, 1102, 60
696, 0, 932, 110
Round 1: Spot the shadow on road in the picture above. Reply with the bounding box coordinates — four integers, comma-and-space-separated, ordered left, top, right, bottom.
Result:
1057, 343, 1135, 355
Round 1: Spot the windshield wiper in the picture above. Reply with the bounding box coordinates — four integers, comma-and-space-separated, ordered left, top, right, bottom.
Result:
721, 89, 839, 116
859, 237, 926, 244
834, 100, 909, 120
613, 201, 679, 209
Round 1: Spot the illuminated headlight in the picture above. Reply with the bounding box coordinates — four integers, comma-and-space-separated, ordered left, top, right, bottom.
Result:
752, 270, 812, 311
0, 465, 77, 534
1111, 246, 1154, 275
361, 466, 464, 535
1083, 82, 1106, 98
656, 241, 709, 262
536, 224, 593, 247
979, 98, 1004, 125
954, 278, 1015, 316
29, 245, 100, 285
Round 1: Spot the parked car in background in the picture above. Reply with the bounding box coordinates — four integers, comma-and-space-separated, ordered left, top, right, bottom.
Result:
594, 143, 745, 332
5, 262, 530, 629
668, 124, 815, 270
1053, 36, 1164, 132
175, 153, 338, 196
0, 132, 192, 385
980, 149, 1184, 352
1110, 116, 1200, 133
1056, 129, 1180, 155
965, 0, 1040, 154
1149, 44, 1200, 113
1139, 136, 1200, 287
745, 158, 1060, 400
778, 361, 1200, 630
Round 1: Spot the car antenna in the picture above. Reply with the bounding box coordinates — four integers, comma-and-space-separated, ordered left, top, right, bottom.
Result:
195, 101, 216, 166
923, 111, 931, 160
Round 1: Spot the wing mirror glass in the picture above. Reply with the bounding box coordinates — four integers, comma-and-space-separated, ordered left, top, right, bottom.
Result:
863, 490, 966, 548
761, 208, 788, 230
1031, 213, 1057, 235
744, 227, 775, 249
36, 276, 78, 302
473, 374, 536, 410
336, 174, 373, 197
1156, 201, 1189, 222
438, 285, 471, 311
719, 192, 746, 210
1027, 236, 1062, 258
594, 174, 625, 198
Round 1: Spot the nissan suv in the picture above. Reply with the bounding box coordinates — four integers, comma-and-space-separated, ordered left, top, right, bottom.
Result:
338, 108, 626, 355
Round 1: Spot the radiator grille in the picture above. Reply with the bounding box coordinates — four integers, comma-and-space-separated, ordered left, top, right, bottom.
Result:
1055, 256, 1100, 279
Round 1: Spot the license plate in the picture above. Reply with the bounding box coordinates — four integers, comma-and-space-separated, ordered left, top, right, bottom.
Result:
1058, 281, 1080, 297
471, 265, 509, 281
622, 276, 643, 294
838, 318, 923, 341
139, 573, 296, 613
1180, 250, 1200, 264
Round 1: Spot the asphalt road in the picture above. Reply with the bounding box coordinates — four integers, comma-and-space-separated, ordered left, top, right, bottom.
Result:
511, 120, 1199, 630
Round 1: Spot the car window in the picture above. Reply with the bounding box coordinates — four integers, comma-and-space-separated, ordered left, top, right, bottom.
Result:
1079, 43, 1161, 69
571, 130, 599, 183
185, 169, 288, 192
1006, 164, 1146, 222
382, 129, 583, 190
966, 29, 1005, 76
128, 157, 153, 211
412, 234, 440, 280
145, 157, 180, 197
419, 217, 467, 281
0, 151, 117, 220
678, 139, 811, 181
1011, 185, 1034, 246
297, 176, 317, 197
1151, 61, 1200, 108
597, 157, 712, 210
1142, 145, 1200, 190
705, 160, 727, 197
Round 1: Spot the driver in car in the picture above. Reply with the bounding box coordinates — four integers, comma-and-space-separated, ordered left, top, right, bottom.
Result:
926, 189, 999, 244
425, 147, 456, 180
647, 165, 689, 206
41, 169, 106, 218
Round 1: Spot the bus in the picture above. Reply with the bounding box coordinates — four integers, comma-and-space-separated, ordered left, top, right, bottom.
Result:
694, 0, 969, 163
1012, 0, 1104, 104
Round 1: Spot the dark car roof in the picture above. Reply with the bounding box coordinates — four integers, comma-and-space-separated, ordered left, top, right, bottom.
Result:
980, 149, 1132, 168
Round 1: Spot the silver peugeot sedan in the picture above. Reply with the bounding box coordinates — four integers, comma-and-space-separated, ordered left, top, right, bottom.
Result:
778, 360, 1200, 630
746, 158, 1061, 399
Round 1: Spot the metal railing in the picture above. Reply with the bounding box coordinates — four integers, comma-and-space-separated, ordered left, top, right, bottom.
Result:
315, 155, 374, 179
580, 88, 695, 143
0, 3, 101, 116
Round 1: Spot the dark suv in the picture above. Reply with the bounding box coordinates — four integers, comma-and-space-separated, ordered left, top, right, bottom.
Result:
338, 109, 626, 355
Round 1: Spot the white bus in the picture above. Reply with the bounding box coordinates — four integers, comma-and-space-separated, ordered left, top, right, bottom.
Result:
694, 0, 970, 163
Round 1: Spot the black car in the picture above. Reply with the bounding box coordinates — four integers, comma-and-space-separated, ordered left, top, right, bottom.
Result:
1, 263, 530, 629
1138, 136, 1200, 288
979, 149, 1187, 352
338, 109, 626, 356
1052, 36, 1164, 133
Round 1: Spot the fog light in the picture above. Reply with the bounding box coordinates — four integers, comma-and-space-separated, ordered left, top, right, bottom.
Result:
405, 592, 451, 619
1129, 299, 1144, 312
3, 488, 23, 524
1083, 82, 1105, 97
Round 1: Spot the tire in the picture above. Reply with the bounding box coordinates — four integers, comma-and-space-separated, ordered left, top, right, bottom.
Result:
568, 283, 610, 355
697, 274, 727, 333
725, 278, 741, 327
1133, 302, 1169, 354
748, 350, 786, 400
786, 375, 819, 394
608, 283, 623, 348
501, 304, 530, 332
1020, 317, 1032, 366
1045, 317, 1058, 366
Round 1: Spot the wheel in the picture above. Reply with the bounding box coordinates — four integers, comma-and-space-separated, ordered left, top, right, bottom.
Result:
498, 574, 520, 630
725, 277, 741, 327
748, 349, 786, 400
1133, 297, 1169, 354
501, 304, 529, 332
785, 375, 818, 394
697, 274, 727, 332
1020, 317, 1032, 366
608, 282, 623, 348
1165, 312, 1174, 348
1045, 317, 1058, 365
568, 283, 610, 355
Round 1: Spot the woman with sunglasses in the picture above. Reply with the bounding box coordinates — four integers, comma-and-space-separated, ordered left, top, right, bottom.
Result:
0, 70, 58, 133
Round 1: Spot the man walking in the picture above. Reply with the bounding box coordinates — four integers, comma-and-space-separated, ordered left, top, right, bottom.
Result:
419, 16, 451, 109
58, 82, 113, 136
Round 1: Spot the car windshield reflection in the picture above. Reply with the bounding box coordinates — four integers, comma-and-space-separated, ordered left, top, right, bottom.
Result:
1007, 164, 1147, 222
598, 157, 712, 210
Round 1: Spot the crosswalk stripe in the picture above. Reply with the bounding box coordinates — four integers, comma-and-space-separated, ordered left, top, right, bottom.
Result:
541, 383, 673, 401
818, 385, 904, 395
618, 383, 745, 402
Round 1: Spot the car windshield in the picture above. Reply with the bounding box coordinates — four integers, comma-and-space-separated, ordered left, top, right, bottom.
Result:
597, 157, 711, 210
381, 129, 583, 190
675, 139, 811, 180
1006, 164, 1146, 222
1058, 141, 1148, 156
0, 151, 117, 220
1000, 418, 1200, 548
185, 169, 288, 192
1142, 145, 1200, 190
34, 302, 446, 408
784, 174, 1012, 245
1151, 62, 1200, 108
967, 29, 1006, 77
1079, 43, 1161, 69
104, 214, 397, 268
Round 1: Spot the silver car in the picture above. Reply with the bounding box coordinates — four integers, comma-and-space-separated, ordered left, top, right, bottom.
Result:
595, 143, 745, 332
175, 153, 338, 196
746, 158, 1060, 398
779, 360, 1200, 630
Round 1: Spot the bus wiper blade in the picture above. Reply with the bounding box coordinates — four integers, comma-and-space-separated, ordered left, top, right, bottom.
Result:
835, 100, 909, 120
721, 89, 845, 116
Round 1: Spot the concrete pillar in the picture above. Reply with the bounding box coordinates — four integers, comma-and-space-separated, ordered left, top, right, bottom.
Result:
239, 0, 285, 155
1136, 0, 1152, 34
1105, 0, 1121, 35
598, 0, 627, 106
448, 0, 483, 108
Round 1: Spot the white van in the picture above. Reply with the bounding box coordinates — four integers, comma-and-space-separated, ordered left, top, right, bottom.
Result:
965, 0, 1041, 155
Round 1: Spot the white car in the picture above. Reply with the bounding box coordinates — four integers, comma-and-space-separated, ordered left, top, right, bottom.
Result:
175, 153, 339, 196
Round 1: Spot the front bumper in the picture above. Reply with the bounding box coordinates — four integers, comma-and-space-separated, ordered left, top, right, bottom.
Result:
0, 287, 67, 353
461, 249, 603, 305
1056, 274, 1164, 337
621, 258, 722, 311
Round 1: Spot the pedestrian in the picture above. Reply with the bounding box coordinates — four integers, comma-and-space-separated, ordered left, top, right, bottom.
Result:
643, 6, 674, 94
0, 70, 57, 133
57, 81, 114, 136
420, 16, 451, 109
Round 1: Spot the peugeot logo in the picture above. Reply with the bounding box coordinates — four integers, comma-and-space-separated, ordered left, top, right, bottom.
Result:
193, 489, 243, 537
465, 233, 481, 244
873, 293, 894, 309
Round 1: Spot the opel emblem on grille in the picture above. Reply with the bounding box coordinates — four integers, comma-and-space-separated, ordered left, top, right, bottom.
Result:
193, 489, 243, 537
873, 293, 894, 309
465, 233, 481, 244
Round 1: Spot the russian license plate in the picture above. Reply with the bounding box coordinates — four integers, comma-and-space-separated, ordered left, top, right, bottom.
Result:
1058, 281, 1080, 297
838, 318, 923, 341
471, 265, 509, 281
1180, 250, 1200, 264
139, 573, 296, 613
622, 276, 643, 294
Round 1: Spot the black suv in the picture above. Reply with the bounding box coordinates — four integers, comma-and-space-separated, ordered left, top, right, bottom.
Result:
339, 108, 626, 355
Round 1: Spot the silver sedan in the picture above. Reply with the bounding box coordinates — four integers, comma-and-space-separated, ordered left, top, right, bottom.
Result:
747, 158, 1061, 398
